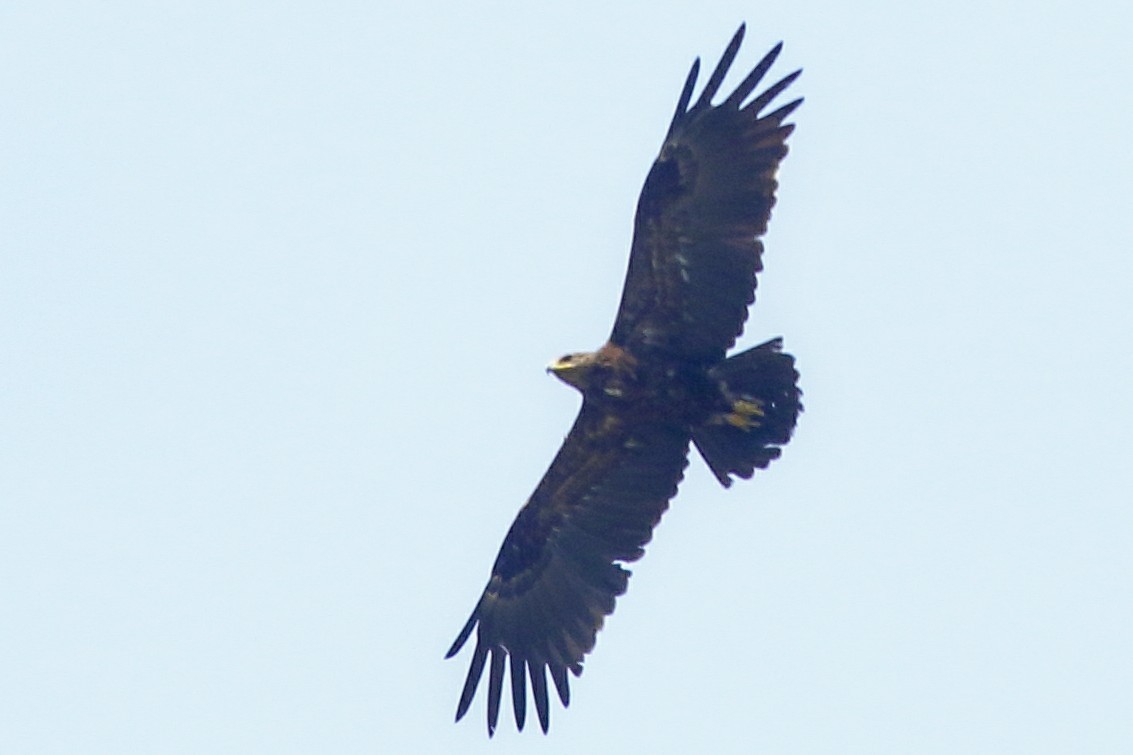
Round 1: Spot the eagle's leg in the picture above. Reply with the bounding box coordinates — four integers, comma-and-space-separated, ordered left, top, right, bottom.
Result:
707, 397, 765, 431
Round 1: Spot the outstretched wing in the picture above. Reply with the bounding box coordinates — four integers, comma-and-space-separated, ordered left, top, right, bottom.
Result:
611, 24, 802, 362
446, 403, 690, 735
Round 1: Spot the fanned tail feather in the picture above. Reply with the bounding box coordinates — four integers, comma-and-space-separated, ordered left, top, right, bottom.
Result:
693, 338, 801, 486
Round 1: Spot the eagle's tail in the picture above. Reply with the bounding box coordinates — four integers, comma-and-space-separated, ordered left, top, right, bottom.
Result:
692, 338, 801, 487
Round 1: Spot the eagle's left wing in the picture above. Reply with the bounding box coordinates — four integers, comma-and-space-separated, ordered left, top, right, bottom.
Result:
610, 25, 802, 362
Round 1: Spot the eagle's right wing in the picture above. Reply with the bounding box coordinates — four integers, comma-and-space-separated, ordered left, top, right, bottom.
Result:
445, 401, 690, 735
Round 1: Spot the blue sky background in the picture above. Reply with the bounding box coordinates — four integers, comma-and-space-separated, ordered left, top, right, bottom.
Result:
3, 2, 1132, 753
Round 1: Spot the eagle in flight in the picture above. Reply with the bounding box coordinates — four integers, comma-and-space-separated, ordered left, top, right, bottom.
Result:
446, 24, 803, 735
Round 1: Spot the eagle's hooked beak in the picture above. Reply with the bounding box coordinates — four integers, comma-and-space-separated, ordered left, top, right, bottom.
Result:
547, 356, 571, 378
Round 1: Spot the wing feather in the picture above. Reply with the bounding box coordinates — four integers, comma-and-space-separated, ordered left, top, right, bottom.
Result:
509, 654, 527, 731
743, 70, 803, 115
610, 28, 802, 361
724, 41, 783, 108
446, 402, 690, 735
529, 661, 550, 733
692, 24, 747, 112
667, 59, 700, 134
486, 648, 506, 735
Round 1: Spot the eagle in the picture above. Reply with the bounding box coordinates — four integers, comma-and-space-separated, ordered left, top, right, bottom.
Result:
446, 24, 803, 735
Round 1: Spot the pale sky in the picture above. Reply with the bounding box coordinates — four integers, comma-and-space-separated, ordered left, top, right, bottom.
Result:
3, 1, 1132, 753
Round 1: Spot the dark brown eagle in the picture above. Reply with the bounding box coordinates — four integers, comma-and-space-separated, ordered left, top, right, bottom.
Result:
446, 24, 803, 735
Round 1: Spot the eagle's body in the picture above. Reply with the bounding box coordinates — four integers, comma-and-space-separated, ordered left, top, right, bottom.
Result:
447, 25, 803, 735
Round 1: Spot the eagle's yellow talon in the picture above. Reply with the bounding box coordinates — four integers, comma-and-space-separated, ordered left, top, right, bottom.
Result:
721, 399, 765, 430
733, 399, 765, 417
725, 412, 760, 430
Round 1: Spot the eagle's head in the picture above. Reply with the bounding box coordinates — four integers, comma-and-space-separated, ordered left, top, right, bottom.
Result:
547, 351, 598, 390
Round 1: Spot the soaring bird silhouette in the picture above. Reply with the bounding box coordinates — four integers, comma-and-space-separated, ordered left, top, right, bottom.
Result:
446, 24, 803, 735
